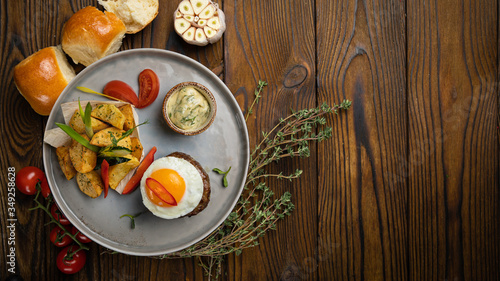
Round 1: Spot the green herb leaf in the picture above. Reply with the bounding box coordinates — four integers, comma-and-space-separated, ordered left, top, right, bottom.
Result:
96, 156, 131, 170
116, 120, 149, 143
212, 168, 224, 174
56, 123, 100, 152
78, 99, 93, 138
99, 146, 133, 157
120, 211, 144, 229
213, 166, 231, 187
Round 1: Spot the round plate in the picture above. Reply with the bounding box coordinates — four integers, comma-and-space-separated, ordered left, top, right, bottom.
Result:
43, 49, 249, 256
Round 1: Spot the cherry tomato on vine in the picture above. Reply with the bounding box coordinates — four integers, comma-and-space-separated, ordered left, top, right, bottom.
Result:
15, 166, 46, 196
40, 176, 51, 198
50, 226, 72, 247
56, 245, 86, 274
137, 69, 160, 108
71, 226, 92, 244
103, 80, 140, 107
51, 204, 71, 226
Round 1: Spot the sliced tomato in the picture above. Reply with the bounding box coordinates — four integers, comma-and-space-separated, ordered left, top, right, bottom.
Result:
122, 147, 157, 194
145, 177, 177, 206
103, 80, 139, 107
137, 69, 160, 108
101, 159, 109, 198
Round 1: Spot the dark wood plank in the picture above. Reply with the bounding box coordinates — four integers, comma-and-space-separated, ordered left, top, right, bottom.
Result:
0, 1, 85, 280
223, 0, 318, 280
316, 0, 407, 280
0, 1, 220, 280
407, 0, 499, 280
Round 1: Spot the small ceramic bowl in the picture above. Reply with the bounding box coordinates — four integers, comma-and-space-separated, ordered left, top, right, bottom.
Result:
162, 82, 217, 136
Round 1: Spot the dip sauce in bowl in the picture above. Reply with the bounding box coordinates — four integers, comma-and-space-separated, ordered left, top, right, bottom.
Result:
162, 82, 217, 135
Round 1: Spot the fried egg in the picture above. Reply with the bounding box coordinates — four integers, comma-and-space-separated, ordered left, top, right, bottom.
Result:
140, 155, 204, 219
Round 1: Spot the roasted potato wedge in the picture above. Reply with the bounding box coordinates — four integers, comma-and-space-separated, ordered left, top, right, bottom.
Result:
108, 155, 140, 190
76, 171, 104, 198
130, 137, 143, 160
69, 134, 97, 173
89, 127, 132, 149
119, 104, 136, 131
91, 104, 126, 130
56, 146, 77, 180
69, 110, 109, 134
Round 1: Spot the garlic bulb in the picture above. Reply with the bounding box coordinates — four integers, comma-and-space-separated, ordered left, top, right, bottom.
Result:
174, 0, 226, 46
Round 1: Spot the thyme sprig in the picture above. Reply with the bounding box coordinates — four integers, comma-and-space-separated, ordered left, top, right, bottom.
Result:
159, 81, 351, 280
245, 80, 267, 121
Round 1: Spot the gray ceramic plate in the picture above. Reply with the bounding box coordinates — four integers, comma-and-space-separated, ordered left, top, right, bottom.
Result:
43, 49, 249, 256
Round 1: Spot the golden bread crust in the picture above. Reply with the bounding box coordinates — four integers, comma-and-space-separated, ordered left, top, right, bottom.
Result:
61, 6, 126, 66
13, 46, 72, 116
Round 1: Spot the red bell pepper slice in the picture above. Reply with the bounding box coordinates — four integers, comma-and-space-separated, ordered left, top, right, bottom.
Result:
122, 146, 157, 194
101, 159, 109, 198
145, 177, 178, 206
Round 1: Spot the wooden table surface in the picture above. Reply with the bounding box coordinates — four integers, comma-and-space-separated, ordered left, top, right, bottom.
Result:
1, 0, 498, 280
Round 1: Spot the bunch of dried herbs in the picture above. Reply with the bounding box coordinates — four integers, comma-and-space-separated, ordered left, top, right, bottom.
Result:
160, 80, 351, 280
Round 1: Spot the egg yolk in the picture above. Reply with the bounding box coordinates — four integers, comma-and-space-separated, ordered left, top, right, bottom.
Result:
146, 169, 186, 207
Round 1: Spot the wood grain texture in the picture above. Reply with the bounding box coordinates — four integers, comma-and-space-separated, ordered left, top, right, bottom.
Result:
0, 0, 220, 280
407, 0, 499, 281
316, 0, 407, 280
1, 0, 499, 280
223, 0, 318, 280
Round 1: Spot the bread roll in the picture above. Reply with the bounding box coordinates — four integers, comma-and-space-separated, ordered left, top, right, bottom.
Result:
62, 6, 126, 66
13, 46, 75, 116
98, 0, 159, 34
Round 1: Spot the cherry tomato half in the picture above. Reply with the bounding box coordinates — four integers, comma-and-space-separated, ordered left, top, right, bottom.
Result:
15, 166, 46, 196
103, 80, 140, 107
56, 245, 86, 274
51, 204, 71, 226
122, 146, 157, 194
137, 69, 160, 108
71, 226, 92, 244
50, 226, 72, 247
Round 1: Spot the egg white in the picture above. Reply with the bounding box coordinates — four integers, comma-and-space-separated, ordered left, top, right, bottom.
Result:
140, 156, 204, 219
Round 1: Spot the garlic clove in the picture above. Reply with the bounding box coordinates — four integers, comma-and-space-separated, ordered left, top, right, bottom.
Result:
198, 4, 215, 19
206, 16, 220, 30
195, 28, 208, 45
175, 11, 183, 18
203, 26, 216, 39
182, 26, 196, 41
178, 0, 194, 15
175, 18, 191, 35
190, 0, 210, 15
196, 18, 207, 28
183, 15, 195, 23
206, 9, 225, 44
